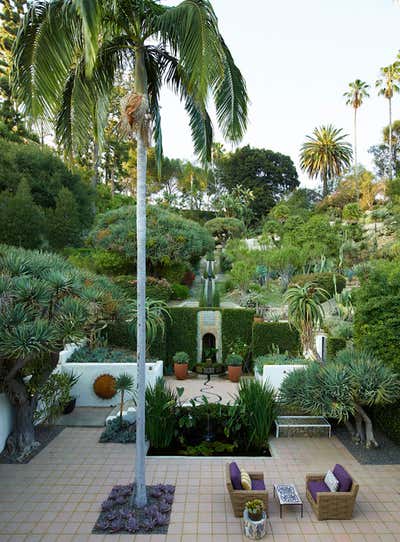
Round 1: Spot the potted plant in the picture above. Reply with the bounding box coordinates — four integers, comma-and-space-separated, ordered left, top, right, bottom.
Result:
62, 371, 81, 414
226, 353, 243, 382
245, 499, 265, 522
173, 351, 190, 380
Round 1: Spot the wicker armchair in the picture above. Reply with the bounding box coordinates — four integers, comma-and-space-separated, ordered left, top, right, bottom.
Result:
225, 463, 269, 518
306, 473, 359, 520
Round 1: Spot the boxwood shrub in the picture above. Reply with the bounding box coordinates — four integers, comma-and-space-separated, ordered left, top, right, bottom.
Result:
252, 322, 300, 357
290, 272, 346, 298
373, 402, 400, 445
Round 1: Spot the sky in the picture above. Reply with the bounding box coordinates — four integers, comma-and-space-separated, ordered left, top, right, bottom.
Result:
158, 0, 400, 189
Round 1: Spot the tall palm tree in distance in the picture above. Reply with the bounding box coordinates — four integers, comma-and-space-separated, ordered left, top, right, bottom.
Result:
12, 0, 248, 507
343, 79, 370, 191
376, 63, 400, 180
300, 125, 352, 197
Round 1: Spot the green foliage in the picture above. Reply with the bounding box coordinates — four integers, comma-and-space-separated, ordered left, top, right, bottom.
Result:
66, 248, 131, 275
179, 440, 236, 456
0, 139, 93, 224
172, 351, 190, 365
204, 217, 245, 243
145, 378, 178, 449
113, 275, 173, 302
88, 205, 214, 271
212, 285, 220, 307
216, 145, 299, 223
373, 402, 400, 445
342, 203, 362, 222
291, 272, 346, 298
225, 353, 243, 366
252, 322, 300, 357
69, 346, 136, 363
99, 418, 136, 443
353, 260, 400, 371
48, 187, 82, 249
226, 379, 276, 452
0, 178, 45, 249
33, 371, 75, 423
326, 337, 347, 360
170, 283, 190, 300
254, 353, 306, 374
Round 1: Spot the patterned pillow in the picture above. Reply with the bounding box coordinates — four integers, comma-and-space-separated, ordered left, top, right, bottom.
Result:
240, 469, 252, 491
324, 469, 339, 492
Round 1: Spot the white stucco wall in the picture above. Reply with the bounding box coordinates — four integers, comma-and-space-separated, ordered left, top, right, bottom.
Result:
0, 393, 13, 453
57, 359, 163, 407
256, 364, 306, 391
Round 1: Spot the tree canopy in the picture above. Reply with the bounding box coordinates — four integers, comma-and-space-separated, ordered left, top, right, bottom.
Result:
215, 145, 299, 223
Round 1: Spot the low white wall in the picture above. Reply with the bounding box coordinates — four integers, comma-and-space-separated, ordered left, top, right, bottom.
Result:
256, 364, 306, 391
57, 360, 163, 407
0, 393, 13, 453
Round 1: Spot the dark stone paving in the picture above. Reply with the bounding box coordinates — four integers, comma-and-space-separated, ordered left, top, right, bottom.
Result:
335, 425, 400, 465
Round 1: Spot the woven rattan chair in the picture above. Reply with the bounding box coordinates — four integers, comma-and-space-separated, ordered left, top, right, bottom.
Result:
225, 463, 269, 518
306, 473, 359, 520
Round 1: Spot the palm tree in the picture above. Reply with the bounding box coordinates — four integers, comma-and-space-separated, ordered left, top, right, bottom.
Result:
343, 79, 370, 187
12, 0, 248, 507
376, 63, 400, 180
284, 282, 329, 360
115, 373, 136, 426
300, 125, 353, 197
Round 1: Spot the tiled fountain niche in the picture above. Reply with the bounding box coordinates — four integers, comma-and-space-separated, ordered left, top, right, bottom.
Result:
197, 310, 222, 363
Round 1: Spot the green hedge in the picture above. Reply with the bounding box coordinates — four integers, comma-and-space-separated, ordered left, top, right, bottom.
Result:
373, 402, 400, 445
326, 336, 346, 360
252, 322, 300, 357
105, 321, 166, 361
290, 272, 346, 298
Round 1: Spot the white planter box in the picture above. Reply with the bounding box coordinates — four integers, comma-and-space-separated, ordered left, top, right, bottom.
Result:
56, 360, 163, 407
256, 364, 306, 391
0, 393, 14, 453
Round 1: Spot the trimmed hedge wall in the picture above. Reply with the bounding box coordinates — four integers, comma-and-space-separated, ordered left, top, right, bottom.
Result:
252, 322, 300, 356
373, 402, 400, 445
326, 336, 346, 360
105, 321, 167, 361
165, 307, 255, 366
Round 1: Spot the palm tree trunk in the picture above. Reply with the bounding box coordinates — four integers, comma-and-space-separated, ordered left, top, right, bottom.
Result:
354, 107, 359, 201
322, 173, 328, 198
133, 45, 148, 509
389, 97, 393, 181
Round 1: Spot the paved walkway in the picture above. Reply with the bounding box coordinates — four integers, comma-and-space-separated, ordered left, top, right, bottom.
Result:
0, 428, 399, 541
165, 375, 239, 404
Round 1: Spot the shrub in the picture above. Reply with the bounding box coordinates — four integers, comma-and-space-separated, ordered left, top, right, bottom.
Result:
373, 402, 400, 445
342, 203, 362, 222
226, 379, 276, 452
113, 275, 173, 302
225, 353, 243, 366
326, 337, 347, 360
290, 272, 346, 298
172, 352, 190, 365
252, 322, 300, 357
353, 260, 400, 371
145, 378, 178, 449
88, 205, 214, 271
171, 283, 190, 300
254, 353, 306, 374
204, 217, 246, 243
48, 187, 82, 249
69, 346, 136, 363
212, 285, 220, 307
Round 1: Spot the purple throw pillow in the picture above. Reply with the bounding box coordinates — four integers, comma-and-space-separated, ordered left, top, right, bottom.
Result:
229, 462, 242, 490
332, 464, 352, 492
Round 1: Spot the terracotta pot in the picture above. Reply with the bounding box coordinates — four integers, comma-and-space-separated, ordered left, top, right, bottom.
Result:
228, 365, 242, 383
253, 316, 264, 323
174, 363, 188, 380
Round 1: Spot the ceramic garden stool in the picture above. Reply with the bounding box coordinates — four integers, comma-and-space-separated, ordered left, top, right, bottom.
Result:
243, 509, 268, 540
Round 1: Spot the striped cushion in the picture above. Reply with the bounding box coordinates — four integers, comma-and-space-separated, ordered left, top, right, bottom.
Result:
240, 469, 252, 491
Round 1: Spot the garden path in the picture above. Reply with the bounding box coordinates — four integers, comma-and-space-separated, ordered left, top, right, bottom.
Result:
0, 427, 399, 541
165, 375, 239, 405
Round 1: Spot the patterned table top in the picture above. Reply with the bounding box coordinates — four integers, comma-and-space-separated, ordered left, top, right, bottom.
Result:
274, 484, 302, 505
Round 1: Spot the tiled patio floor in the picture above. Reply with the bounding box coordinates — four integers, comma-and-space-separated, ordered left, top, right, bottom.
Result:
165, 375, 239, 404
0, 428, 399, 541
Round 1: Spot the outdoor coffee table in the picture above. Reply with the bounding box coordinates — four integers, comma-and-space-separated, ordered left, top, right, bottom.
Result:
273, 484, 303, 518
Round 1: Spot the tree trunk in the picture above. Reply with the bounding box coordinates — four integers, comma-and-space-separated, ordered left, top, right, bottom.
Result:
5, 377, 39, 460
388, 97, 393, 182
354, 411, 364, 444
355, 404, 378, 448
133, 45, 148, 509
354, 107, 359, 201
322, 173, 328, 198
119, 390, 124, 426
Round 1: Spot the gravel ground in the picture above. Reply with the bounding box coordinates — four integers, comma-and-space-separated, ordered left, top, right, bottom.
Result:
335, 425, 400, 465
